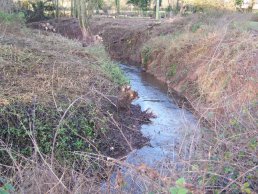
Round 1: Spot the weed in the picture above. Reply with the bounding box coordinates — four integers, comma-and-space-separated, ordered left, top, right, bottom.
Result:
0, 11, 25, 24
169, 178, 188, 194
85, 45, 129, 85
141, 46, 151, 66
0, 103, 97, 165
0, 181, 15, 194
100, 60, 129, 85
167, 64, 177, 77
191, 22, 202, 32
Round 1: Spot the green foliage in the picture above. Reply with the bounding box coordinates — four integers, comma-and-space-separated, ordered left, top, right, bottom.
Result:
235, 0, 243, 6
224, 166, 234, 174
0, 103, 96, 165
169, 178, 189, 194
248, 138, 257, 150
101, 60, 129, 85
241, 182, 252, 194
21, 0, 55, 22
127, 0, 151, 11
96, 0, 104, 9
165, 5, 173, 13
167, 64, 177, 77
142, 46, 151, 66
191, 22, 202, 32
0, 178, 15, 194
115, 0, 121, 13
85, 45, 129, 85
0, 11, 25, 24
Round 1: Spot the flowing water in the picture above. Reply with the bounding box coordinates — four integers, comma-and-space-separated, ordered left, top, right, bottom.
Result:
103, 64, 200, 193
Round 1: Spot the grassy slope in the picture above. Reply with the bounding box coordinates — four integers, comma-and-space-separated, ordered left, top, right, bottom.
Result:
91, 13, 257, 192
0, 14, 149, 193
141, 13, 258, 193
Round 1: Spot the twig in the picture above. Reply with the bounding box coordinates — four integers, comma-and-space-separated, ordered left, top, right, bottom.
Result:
219, 165, 258, 193
107, 112, 133, 151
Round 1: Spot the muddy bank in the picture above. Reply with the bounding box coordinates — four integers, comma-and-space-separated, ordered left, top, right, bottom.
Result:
1, 20, 154, 162
27, 17, 187, 65
27, 16, 257, 120
90, 15, 258, 122
98, 104, 153, 158
90, 17, 187, 66
26, 17, 202, 114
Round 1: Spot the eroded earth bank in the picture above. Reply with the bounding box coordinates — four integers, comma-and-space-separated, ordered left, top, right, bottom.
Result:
1, 12, 257, 193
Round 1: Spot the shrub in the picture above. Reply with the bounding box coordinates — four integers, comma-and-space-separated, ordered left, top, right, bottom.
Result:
167, 64, 177, 77
141, 46, 151, 66
0, 11, 25, 24
0, 103, 96, 165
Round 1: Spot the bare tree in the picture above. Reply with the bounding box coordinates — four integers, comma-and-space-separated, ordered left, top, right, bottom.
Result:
72, 0, 100, 44
0, 0, 14, 13
115, 0, 120, 14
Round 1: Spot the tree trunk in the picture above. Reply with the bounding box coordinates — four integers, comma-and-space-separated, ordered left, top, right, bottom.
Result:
156, 0, 160, 20
115, 0, 120, 14
55, 0, 59, 17
71, 0, 73, 17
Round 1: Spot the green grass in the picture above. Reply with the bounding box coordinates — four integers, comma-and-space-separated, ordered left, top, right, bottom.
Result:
167, 63, 177, 77
141, 46, 152, 66
85, 45, 129, 85
0, 11, 25, 24
247, 21, 258, 30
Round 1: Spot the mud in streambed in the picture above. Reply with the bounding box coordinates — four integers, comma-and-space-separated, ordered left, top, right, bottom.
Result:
103, 64, 200, 193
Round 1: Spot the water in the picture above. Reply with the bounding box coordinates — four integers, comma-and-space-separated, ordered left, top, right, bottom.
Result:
103, 64, 199, 193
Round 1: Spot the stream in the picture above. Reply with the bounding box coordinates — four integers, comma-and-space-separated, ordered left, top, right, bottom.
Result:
103, 64, 200, 193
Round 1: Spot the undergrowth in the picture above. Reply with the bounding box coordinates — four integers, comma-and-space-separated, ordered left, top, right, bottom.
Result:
0, 10, 257, 194
140, 12, 258, 193
0, 11, 25, 24
85, 45, 129, 85
0, 13, 133, 193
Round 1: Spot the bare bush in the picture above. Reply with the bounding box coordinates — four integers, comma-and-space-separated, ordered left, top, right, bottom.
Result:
0, 0, 15, 13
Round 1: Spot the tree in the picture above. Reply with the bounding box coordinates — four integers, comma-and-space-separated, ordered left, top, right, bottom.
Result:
127, 0, 151, 11
235, 0, 243, 6
54, 0, 59, 17
155, 0, 160, 19
115, 0, 120, 14
71, 0, 102, 44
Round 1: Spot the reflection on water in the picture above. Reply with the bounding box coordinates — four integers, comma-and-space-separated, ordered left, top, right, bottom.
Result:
102, 64, 199, 193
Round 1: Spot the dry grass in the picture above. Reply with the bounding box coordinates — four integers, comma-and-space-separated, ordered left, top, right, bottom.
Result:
0, 0, 14, 13
0, 11, 257, 193
139, 12, 258, 193
0, 16, 140, 193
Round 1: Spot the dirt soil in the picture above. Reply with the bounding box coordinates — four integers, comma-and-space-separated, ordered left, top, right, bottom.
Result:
89, 15, 258, 122
27, 15, 258, 121
1, 20, 154, 161
27, 16, 187, 64
24, 15, 258, 193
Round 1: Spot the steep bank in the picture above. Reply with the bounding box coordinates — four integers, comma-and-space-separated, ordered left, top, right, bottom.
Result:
89, 14, 257, 121
90, 16, 188, 66
90, 14, 258, 192
0, 14, 154, 193
25, 14, 257, 192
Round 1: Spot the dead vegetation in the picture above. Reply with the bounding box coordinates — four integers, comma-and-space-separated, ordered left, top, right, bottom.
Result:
0, 10, 257, 193
0, 14, 155, 193
142, 13, 258, 193
87, 12, 258, 193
